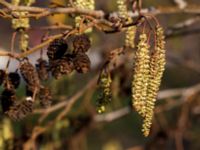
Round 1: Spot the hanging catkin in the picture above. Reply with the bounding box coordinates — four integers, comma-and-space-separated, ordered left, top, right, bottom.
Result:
117, 0, 136, 48
132, 33, 150, 117
96, 70, 112, 113
142, 26, 166, 137
74, 0, 95, 33
11, 0, 35, 51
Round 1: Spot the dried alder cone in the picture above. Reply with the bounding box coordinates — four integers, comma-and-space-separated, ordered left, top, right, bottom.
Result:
39, 87, 52, 108
73, 34, 91, 53
1, 89, 16, 113
50, 57, 74, 79
35, 58, 49, 81
7, 72, 21, 89
47, 35, 91, 78
6, 100, 34, 120
47, 38, 68, 61
19, 59, 40, 94
0, 70, 6, 85
73, 53, 91, 73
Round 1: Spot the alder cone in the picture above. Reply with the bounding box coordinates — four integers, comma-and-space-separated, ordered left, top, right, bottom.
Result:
47, 38, 68, 60
36, 58, 49, 81
39, 87, 52, 108
0, 69, 6, 86
50, 58, 74, 79
1, 89, 16, 113
73, 53, 91, 73
19, 59, 40, 93
6, 100, 33, 120
8, 72, 21, 89
73, 34, 91, 53
26, 85, 34, 97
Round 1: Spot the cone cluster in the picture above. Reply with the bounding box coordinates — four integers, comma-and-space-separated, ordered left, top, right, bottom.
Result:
132, 26, 166, 137
47, 34, 91, 79
0, 34, 92, 120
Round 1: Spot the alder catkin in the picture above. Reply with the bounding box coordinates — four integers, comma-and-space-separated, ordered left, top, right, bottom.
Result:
125, 26, 136, 48
11, 0, 35, 51
132, 34, 150, 117
96, 71, 112, 114
74, 0, 95, 33
142, 26, 166, 137
117, 0, 136, 48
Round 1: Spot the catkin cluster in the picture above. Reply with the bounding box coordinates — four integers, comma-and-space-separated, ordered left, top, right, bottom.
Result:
142, 26, 166, 137
117, 0, 136, 48
74, 0, 95, 33
132, 26, 166, 137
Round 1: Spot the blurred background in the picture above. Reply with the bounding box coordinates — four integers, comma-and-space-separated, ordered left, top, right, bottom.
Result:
0, 0, 200, 150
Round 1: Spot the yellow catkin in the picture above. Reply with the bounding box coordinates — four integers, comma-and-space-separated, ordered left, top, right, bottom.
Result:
125, 26, 136, 48
0, 118, 14, 150
74, 0, 95, 33
97, 71, 112, 114
132, 34, 150, 117
142, 26, 166, 137
117, 0, 136, 48
11, 0, 35, 30
11, 0, 35, 51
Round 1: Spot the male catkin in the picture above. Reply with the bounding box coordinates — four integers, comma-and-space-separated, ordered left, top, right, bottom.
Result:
117, 0, 136, 48
142, 26, 166, 137
74, 0, 95, 33
132, 34, 150, 117
97, 71, 112, 113
11, 0, 35, 51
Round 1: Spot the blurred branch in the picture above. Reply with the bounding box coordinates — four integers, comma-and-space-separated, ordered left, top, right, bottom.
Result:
0, 0, 104, 18
0, 0, 200, 20
173, 0, 187, 9
165, 16, 200, 37
94, 107, 130, 122
35, 74, 98, 122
